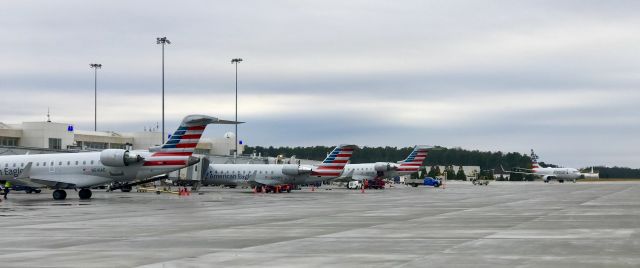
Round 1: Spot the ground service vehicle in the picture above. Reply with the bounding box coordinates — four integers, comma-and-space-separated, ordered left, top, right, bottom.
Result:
365, 178, 385, 189
406, 177, 441, 187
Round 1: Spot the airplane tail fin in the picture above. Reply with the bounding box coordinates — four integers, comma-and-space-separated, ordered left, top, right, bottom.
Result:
530, 149, 540, 169
151, 115, 239, 157
312, 144, 357, 177
397, 145, 430, 171
398, 145, 430, 164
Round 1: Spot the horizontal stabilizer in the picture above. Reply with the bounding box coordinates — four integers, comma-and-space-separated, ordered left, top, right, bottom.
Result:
215, 120, 245, 125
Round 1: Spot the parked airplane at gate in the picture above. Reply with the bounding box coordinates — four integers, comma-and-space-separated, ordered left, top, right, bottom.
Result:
507, 149, 581, 183
340, 145, 431, 181
0, 115, 236, 200
202, 144, 356, 192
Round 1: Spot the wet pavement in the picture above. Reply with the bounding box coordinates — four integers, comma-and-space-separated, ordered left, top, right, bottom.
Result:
1, 181, 639, 267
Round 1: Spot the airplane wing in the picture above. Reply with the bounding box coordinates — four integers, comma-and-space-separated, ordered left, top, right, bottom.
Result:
9, 164, 107, 189
11, 162, 45, 188
352, 175, 373, 181
500, 165, 535, 175
325, 170, 357, 183
13, 174, 78, 189
505, 170, 537, 175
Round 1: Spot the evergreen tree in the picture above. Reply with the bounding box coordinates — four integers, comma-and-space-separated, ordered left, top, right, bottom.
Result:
456, 166, 467, 180
446, 165, 456, 180
427, 166, 438, 178
418, 166, 427, 178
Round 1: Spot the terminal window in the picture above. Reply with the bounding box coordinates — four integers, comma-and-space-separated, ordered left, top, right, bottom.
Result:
0, 137, 19, 146
83, 142, 108, 150
109, 143, 126, 149
194, 149, 209, 155
48, 138, 62, 149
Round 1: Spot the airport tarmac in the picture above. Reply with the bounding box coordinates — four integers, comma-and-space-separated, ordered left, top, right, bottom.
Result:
1, 181, 639, 268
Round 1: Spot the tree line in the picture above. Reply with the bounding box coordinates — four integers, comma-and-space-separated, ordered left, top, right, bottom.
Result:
244, 146, 640, 179
589, 166, 640, 179
245, 145, 531, 170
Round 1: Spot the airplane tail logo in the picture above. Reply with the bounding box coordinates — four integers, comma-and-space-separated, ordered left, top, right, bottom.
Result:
531, 149, 540, 169
312, 144, 356, 177
146, 115, 218, 166
397, 145, 430, 172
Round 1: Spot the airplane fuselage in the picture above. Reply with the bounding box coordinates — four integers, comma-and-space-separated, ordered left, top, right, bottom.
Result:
342, 161, 422, 181
0, 151, 190, 188
203, 164, 334, 187
342, 163, 413, 181
533, 167, 581, 181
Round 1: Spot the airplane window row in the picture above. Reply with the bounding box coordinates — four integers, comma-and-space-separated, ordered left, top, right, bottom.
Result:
3, 160, 98, 168
213, 170, 275, 175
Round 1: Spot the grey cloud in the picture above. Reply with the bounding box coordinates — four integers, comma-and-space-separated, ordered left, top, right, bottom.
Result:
1, 1, 639, 168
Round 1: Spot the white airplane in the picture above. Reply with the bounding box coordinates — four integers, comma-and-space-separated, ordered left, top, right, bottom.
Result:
0, 114, 236, 200
581, 167, 600, 179
340, 145, 431, 181
202, 144, 356, 193
508, 149, 581, 183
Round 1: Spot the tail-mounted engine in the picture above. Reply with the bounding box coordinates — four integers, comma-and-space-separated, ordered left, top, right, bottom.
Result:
100, 149, 144, 167
282, 164, 313, 176
374, 162, 399, 172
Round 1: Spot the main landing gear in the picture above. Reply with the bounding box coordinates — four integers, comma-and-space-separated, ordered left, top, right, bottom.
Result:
53, 189, 67, 200
253, 185, 293, 193
52, 189, 92, 200
265, 185, 292, 193
78, 188, 92, 199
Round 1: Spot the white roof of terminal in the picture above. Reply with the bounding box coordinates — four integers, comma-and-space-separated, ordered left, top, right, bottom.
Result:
74, 130, 129, 138
0, 122, 19, 129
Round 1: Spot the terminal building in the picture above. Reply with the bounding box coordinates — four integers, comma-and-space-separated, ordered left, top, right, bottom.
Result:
0, 120, 245, 156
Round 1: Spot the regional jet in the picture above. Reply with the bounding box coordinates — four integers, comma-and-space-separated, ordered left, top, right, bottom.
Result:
0, 114, 237, 200
506, 149, 581, 183
202, 144, 356, 193
340, 145, 432, 181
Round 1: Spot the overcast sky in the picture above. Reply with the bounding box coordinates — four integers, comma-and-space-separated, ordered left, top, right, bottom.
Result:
1, 1, 639, 168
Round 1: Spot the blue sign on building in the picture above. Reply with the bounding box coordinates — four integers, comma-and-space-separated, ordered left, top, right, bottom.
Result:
67, 125, 74, 132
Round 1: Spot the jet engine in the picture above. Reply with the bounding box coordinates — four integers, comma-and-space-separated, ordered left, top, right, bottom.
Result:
374, 162, 399, 172
282, 164, 313, 176
100, 149, 144, 167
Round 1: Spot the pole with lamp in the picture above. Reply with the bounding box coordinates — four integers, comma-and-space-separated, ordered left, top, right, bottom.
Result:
89, 63, 102, 131
231, 58, 243, 158
157, 37, 171, 143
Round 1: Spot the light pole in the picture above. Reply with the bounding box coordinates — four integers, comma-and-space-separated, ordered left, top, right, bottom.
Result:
90, 63, 102, 131
157, 37, 171, 143
231, 58, 243, 157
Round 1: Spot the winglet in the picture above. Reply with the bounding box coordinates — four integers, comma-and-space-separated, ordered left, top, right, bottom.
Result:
16, 162, 32, 179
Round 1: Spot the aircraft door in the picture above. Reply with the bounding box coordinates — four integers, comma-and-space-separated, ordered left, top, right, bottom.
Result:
49, 161, 55, 173
200, 156, 210, 181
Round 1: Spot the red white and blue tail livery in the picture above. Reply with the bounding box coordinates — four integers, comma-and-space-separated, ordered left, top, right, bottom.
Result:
341, 145, 432, 181
311, 144, 357, 178
144, 115, 220, 167
397, 145, 430, 174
